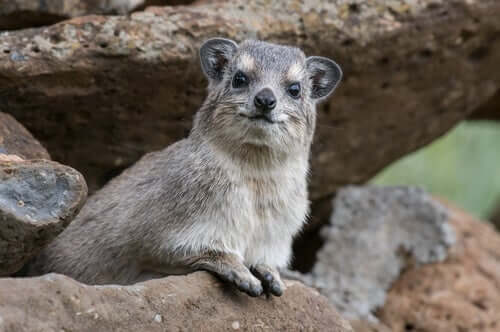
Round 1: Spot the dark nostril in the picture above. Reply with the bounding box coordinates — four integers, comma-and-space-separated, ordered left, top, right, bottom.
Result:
254, 96, 264, 108
268, 98, 276, 108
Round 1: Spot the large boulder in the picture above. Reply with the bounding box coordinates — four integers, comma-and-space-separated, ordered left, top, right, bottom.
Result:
293, 186, 500, 332
0, 0, 145, 30
0, 159, 87, 276
0, 272, 353, 332
1, 0, 499, 196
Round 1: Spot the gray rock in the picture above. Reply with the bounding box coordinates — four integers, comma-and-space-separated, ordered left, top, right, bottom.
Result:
308, 186, 455, 321
0, 160, 87, 276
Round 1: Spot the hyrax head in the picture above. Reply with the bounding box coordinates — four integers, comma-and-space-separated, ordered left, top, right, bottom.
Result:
197, 38, 342, 153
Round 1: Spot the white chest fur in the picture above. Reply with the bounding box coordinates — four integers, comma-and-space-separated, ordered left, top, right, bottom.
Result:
167, 150, 309, 269
224, 159, 309, 268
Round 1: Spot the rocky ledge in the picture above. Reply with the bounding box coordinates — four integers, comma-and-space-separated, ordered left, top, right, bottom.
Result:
0, 272, 353, 332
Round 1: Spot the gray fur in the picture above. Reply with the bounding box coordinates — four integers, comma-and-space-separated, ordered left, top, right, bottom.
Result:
28, 39, 342, 296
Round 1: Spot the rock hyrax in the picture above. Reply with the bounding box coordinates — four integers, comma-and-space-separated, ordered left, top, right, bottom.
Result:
29, 38, 342, 297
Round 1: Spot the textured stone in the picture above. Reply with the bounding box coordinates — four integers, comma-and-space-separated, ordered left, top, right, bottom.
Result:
0, 0, 145, 30
0, 160, 87, 276
0, 112, 50, 160
1, 0, 499, 197
304, 186, 456, 321
292, 187, 500, 332
365, 201, 500, 332
0, 271, 353, 332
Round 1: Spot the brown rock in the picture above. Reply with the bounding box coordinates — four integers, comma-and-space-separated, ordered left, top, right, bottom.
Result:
0, 0, 145, 30
0, 112, 50, 160
370, 201, 500, 332
0, 272, 353, 332
1, 0, 499, 198
0, 160, 87, 276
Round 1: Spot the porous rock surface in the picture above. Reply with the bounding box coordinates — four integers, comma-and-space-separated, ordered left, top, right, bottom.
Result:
0, 112, 50, 160
1, 0, 500, 196
0, 0, 145, 30
306, 186, 456, 321
293, 186, 500, 332
354, 200, 500, 332
0, 272, 353, 332
0, 160, 87, 276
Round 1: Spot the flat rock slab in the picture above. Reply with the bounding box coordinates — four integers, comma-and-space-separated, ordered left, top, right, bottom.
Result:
1, 0, 500, 197
0, 112, 50, 160
0, 272, 353, 332
0, 160, 87, 276
290, 186, 500, 331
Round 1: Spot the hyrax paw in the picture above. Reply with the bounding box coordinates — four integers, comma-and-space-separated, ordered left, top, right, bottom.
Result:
225, 270, 263, 297
250, 265, 285, 297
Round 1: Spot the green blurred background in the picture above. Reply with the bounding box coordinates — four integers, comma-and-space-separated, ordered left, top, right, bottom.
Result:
371, 121, 500, 220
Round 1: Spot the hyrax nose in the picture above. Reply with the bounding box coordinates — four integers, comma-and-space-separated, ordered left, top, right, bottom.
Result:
254, 88, 277, 113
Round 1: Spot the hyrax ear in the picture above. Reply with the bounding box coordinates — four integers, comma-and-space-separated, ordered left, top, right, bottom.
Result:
306, 56, 342, 100
200, 38, 238, 82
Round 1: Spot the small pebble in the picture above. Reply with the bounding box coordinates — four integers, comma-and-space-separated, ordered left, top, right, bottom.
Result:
231, 321, 240, 330
154, 314, 162, 323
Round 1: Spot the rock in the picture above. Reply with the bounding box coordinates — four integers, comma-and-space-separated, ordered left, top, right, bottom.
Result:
304, 186, 456, 321
364, 200, 500, 332
0, 272, 353, 332
0, 112, 50, 160
0, 160, 87, 276
294, 186, 500, 331
0, 0, 145, 30
1, 0, 500, 197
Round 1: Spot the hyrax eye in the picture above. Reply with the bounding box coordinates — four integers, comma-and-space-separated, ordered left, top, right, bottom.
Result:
232, 71, 249, 88
287, 82, 301, 98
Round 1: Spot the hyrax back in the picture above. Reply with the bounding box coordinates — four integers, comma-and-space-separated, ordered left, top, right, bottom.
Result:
29, 38, 342, 297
